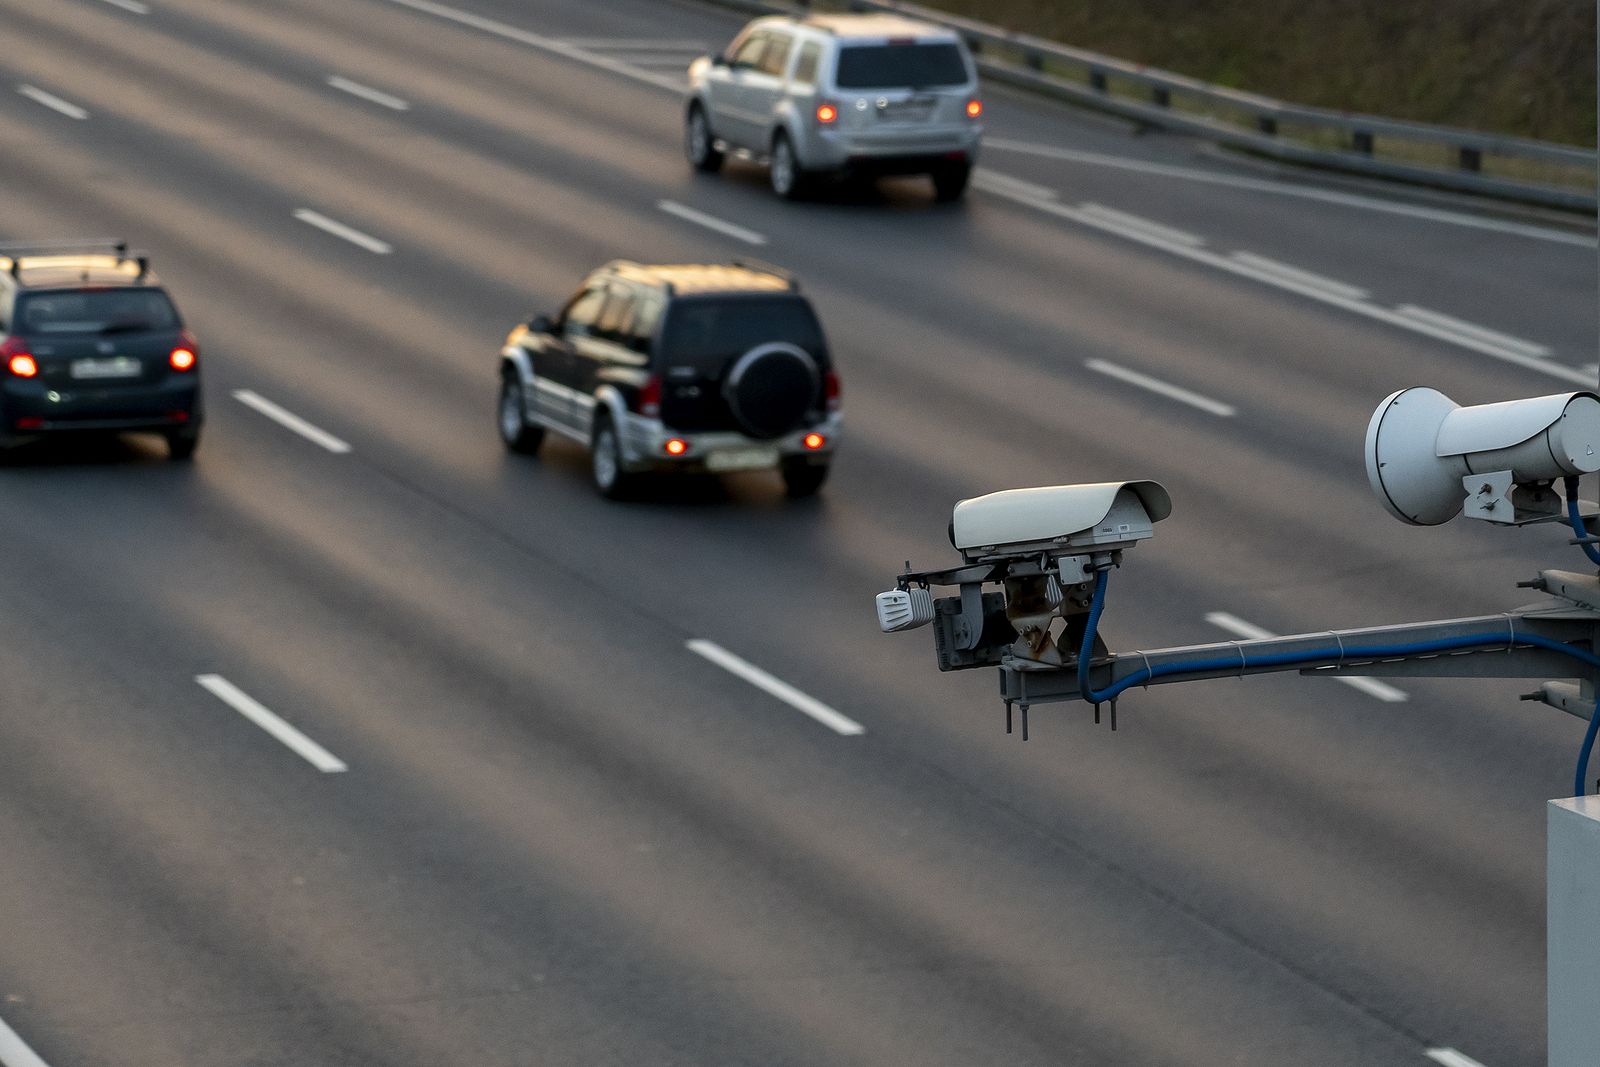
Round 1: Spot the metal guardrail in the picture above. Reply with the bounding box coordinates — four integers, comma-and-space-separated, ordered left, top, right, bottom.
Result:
706, 0, 1598, 212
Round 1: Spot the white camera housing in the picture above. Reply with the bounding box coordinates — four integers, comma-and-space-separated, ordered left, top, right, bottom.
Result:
951, 481, 1172, 562
1366, 388, 1600, 525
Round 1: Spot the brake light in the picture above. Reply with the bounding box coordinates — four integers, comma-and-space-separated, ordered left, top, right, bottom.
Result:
823, 370, 841, 413
663, 437, 688, 456
965, 99, 983, 118
169, 329, 199, 372
637, 375, 661, 417
2, 337, 35, 378
803, 432, 826, 450
815, 102, 838, 124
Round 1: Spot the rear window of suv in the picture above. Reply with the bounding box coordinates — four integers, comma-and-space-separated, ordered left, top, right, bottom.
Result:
16, 289, 179, 335
833, 42, 968, 89
658, 296, 826, 372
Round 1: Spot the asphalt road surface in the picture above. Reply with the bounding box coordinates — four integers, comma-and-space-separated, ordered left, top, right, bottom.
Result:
0, 1, 1595, 1064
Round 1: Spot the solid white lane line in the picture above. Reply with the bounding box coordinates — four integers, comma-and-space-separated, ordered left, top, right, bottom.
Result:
0, 1013, 52, 1067
326, 75, 410, 111
686, 640, 865, 736
232, 389, 352, 454
196, 675, 348, 773
972, 168, 1057, 202
292, 208, 392, 254
983, 137, 1596, 249
1079, 203, 1203, 247
376, 0, 683, 93
1227, 252, 1369, 301
657, 200, 766, 246
1086, 359, 1235, 417
1204, 612, 1408, 702
1393, 305, 1550, 357
1424, 1049, 1489, 1067
96, 0, 150, 12
977, 182, 1594, 385
17, 86, 88, 121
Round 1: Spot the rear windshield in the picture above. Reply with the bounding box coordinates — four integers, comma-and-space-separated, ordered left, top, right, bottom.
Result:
15, 289, 179, 335
658, 297, 826, 371
833, 43, 968, 89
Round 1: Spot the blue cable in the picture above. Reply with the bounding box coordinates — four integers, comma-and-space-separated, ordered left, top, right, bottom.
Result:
1075, 567, 1600, 796
1563, 475, 1600, 567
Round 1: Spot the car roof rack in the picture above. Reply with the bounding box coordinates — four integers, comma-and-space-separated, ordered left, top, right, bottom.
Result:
0, 239, 148, 282
729, 258, 800, 291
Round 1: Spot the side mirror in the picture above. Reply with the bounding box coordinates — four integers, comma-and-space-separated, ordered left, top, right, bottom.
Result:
710, 53, 729, 68
528, 314, 553, 334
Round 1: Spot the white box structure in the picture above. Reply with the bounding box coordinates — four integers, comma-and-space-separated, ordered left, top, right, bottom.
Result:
1549, 795, 1600, 1065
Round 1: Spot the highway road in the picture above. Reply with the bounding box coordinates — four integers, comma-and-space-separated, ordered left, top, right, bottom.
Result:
0, 1, 1594, 1064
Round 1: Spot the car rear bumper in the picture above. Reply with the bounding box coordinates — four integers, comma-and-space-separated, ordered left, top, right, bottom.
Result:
801, 125, 981, 171
618, 411, 842, 473
0, 378, 202, 438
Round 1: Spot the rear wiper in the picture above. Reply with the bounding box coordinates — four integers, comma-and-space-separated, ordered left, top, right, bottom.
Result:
99, 320, 154, 335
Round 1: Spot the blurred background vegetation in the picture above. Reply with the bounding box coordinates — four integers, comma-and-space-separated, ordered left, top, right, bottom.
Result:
917, 0, 1596, 146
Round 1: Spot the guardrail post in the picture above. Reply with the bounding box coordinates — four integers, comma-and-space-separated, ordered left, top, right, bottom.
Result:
1152, 86, 1170, 108
1459, 146, 1483, 172
1352, 130, 1374, 155
1088, 68, 1107, 93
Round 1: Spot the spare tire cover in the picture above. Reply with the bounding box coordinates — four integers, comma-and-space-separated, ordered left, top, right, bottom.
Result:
724, 342, 818, 440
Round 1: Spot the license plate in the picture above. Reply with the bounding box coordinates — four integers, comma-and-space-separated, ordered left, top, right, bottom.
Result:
70, 357, 142, 380
705, 447, 778, 472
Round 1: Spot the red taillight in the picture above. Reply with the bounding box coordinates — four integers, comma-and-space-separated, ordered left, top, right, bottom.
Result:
637, 376, 661, 417
823, 370, 840, 413
663, 437, 688, 456
965, 99, 983, 118
816, 102, 838, 124
803, 432, 826, 450
14, 417, 43, 430
169, 329, 199, 372
2, 337, 35, 377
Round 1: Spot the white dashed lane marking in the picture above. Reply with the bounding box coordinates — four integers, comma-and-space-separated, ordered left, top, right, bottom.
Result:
232, 390, 353, 454
293, 208, 393, 254
687, 640, 865, 736
17, 85, 88, 121
196, 674, 348, 773
657, 200, 766, 246
1086, 359, 1236, 417
326, 75, 410, 111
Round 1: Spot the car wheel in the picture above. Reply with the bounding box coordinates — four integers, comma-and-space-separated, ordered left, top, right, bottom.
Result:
686, 105, 724, 173
769, 133, 809, 200
932, 162, 971, 202
781, 458, 829, 497
499, 374, 544, 454
591, 416, 635, 500
166, 426, 200, 461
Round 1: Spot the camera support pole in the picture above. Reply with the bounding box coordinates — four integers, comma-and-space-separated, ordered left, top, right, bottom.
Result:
996, 568, 1600, 725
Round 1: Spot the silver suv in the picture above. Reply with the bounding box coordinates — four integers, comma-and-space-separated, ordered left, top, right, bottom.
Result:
685, 14, 983, 201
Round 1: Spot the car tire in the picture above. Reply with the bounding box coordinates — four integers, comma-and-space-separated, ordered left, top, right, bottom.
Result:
769, 132, 810, 200
686, 105, 724, 173
499, 373, 544, 454
932, 162, 971, 202
166, 426, 200, 461
591, 415, 635, 500
781, 458, 828, 498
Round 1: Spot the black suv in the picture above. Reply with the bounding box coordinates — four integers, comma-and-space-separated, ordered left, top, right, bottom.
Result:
497, 261, 840, 498
0, 242, 202, 458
